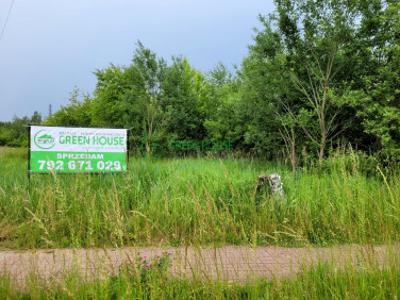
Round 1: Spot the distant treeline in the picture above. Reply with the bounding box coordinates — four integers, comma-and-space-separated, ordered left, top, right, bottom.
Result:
0, 112, 42, 147
2, 0, 399, 168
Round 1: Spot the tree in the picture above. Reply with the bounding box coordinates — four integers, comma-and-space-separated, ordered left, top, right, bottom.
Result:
30, 111, 42, 124
291, 47, 343, 162
46, 88, 93, 127
345, 1, 400, 161
0, 111, 42, 147
90, 42, 167, 153
238, 28, 287, 158
127, 42, 166, 154
91, 66, 129, 128
160, 57, 207, 142
237, 0, 399, 164
39, 0, 400, 163
203, 63, 240, 143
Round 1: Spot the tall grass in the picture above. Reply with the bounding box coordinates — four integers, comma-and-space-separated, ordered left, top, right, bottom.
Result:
0, 147, 399, 248
0, 263, 399, 299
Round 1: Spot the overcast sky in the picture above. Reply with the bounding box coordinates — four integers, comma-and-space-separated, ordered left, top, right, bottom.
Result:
0, 0, 275, 121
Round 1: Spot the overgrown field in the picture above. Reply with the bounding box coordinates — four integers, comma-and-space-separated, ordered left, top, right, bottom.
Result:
0, 147, 399, 249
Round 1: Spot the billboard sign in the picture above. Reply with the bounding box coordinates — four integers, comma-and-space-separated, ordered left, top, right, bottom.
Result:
29, 126, 128, 173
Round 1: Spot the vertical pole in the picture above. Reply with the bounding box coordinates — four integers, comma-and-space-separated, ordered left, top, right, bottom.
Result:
126, 129, 130, 171
27, 125, 31, 190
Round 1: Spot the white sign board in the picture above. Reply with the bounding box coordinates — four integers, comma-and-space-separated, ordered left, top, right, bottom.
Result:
29, 126, 128, 173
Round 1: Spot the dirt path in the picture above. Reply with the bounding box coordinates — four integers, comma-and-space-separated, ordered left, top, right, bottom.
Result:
0, 245, 397, 285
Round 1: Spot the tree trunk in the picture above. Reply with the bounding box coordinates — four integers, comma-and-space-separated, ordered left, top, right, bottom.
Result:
289, 128, 297, 172
318, 133, 326, 164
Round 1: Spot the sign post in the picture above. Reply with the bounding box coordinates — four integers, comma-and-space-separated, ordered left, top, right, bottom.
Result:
28, 126, 128, 174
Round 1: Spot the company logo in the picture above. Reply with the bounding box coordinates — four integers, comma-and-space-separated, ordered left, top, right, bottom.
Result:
34, 130, 56, 149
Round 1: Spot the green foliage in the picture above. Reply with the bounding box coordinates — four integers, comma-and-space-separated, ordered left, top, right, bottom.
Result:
2, 1, 399, 165
46, 88, 93, 127
202, 63, 240, 143
0, 112, 42, 147
237, 0, 400, 164
160, 57, 208, 142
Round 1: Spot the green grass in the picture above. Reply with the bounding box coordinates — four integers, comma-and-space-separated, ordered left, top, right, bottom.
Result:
0, 147, 399, 249
0, 263, 399, 299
